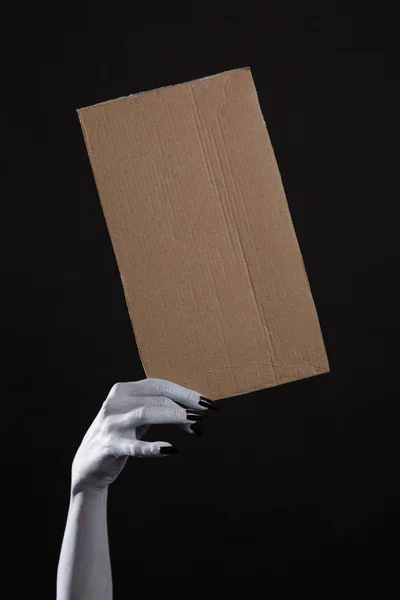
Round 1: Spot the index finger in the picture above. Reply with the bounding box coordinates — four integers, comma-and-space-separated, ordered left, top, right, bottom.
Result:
125, 378, 218, 411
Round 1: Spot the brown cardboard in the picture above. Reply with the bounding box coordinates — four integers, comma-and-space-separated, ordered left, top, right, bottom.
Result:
77, 67, 329, 401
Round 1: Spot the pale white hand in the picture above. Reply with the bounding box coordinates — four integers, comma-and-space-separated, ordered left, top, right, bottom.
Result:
71, 378, 217, 495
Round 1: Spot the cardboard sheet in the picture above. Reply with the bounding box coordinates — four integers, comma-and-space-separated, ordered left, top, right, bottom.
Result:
78, 67, 329, 400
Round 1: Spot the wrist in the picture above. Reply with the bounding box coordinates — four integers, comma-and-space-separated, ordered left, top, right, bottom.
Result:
70, 484, 109, 503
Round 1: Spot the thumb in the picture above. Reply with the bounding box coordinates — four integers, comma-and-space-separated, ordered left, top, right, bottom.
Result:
130, 440, 180, 458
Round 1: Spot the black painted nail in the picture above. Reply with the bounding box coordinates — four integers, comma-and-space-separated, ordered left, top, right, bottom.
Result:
190, 423, 202, 436
159, 446, 180, 454
186, 412, 204, 422
199, 396, 219, 411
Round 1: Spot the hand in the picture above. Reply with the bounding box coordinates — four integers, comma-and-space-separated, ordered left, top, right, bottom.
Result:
71, 378, 218, 495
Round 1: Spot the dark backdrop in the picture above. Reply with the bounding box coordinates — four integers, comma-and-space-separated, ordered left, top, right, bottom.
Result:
2, 4, 394, 597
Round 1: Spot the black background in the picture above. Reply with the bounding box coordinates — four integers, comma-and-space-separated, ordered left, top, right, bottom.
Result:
2, 3, 394, 596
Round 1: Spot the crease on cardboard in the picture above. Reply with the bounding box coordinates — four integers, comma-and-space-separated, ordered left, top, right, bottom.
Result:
187, 82, 239, 390
216, 84, 281, 374
190, 76, 280, 384
181, 359, 325, 382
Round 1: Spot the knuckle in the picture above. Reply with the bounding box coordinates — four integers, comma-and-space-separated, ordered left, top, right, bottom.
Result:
105, 436, 121, 458
135, 405, 147, 424
101, 415, 114, 436
101, 399, 113, 417
173, 407, 184, 421
109, 382, 126, 396
149, 444, 159, 457
149, 378, 170, 396
161, 379, 173, 396
156, 395, 170, 408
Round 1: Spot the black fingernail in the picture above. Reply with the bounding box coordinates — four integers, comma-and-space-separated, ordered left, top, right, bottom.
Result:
199, 396, 219, 411
190, 423, 202, 436
186, 412, 205, 421
159, 446, 180, 454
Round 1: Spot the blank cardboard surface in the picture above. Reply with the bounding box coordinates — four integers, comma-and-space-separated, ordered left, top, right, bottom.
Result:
78, 67, 329, 401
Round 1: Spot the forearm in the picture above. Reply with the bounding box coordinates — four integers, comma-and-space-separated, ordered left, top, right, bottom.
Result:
57, 487, 112, 600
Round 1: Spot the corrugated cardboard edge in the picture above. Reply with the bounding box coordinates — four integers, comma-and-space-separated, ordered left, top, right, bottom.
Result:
78, 68, 246, 112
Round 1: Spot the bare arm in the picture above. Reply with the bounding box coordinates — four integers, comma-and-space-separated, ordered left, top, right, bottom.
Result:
56, 378, 217, 600
57, 488, 111, 600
